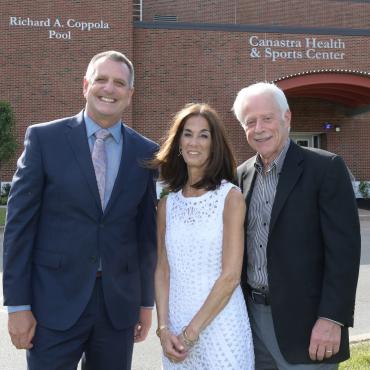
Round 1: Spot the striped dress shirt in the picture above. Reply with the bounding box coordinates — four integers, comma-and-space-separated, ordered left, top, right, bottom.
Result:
246, 139, 290, 291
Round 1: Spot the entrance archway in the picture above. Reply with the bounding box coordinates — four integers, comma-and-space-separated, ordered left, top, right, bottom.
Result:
274, 70, 370, 182
275, 70, 370, 107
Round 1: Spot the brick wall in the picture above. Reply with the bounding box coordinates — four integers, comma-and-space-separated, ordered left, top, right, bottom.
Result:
1, 0, 133, 180
291, 98, 370, 180
2, 1, 370, 182
133, 28, 370, 179
142, 0, 370, 29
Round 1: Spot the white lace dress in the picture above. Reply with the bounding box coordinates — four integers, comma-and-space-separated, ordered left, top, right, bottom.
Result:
163, 181, 254, 370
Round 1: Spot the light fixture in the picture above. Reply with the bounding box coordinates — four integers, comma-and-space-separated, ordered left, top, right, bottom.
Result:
335, 125, 341, 132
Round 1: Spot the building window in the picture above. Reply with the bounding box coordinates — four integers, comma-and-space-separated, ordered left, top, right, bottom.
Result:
133, 0, 142, 22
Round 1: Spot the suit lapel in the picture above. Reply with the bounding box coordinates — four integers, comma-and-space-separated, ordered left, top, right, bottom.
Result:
269, 142, 304, 233
239, 158, 258, 250
66, 111, 102, 211
241, 156, 257, 205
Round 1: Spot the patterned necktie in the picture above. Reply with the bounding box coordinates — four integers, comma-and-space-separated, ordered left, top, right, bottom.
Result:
92, 129, 110, 208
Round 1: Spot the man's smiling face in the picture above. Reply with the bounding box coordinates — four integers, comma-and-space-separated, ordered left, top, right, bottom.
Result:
83, 57, 133, 128
242, 92, 291, 167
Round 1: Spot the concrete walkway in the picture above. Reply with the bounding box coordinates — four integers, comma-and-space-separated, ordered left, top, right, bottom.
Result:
0, 210, 369, 369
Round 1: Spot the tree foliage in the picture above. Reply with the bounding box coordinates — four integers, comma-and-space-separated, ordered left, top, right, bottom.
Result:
0, 101, 17, 164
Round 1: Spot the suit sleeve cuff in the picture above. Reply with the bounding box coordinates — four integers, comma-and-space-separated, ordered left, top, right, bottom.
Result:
7, 305, 32, 313
319, 316, 344, 326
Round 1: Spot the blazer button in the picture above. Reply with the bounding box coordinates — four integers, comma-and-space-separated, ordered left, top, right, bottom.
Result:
90, 256, 97, 263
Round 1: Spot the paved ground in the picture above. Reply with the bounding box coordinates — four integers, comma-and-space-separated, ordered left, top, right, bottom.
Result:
0, 210, 369, 369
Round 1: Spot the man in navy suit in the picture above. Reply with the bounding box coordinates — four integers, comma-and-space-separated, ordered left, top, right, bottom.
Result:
3, 50, 158, 370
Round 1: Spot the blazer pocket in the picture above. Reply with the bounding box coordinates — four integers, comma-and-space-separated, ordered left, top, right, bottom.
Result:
33, 249, 63, 269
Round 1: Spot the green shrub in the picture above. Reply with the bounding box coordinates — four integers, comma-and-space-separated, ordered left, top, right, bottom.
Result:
0, 101, 17, 163
159, 187, 169, 199
0, 207, 6, 226
358, 181, 370, 199
0, 182, 10, 205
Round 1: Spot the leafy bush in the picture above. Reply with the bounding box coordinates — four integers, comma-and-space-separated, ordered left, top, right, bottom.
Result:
1, 182, 11, 196
159, 187, 169, 199
0, 182, 11, 205
358, 181, 370, 199
0, 207, 6, 225
0, 101, 17, 200
0, 101, 17, 164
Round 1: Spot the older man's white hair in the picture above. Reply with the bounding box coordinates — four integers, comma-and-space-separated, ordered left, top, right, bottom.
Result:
232, 82, 290, 127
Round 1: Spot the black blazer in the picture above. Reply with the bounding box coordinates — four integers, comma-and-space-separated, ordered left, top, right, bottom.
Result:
238, 141, 361, 364
3, 111, 158, 331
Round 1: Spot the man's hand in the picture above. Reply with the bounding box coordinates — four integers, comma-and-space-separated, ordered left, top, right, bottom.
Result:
8, 310, 37, 349
309, 318, 341, 361
134, 307, 152, 342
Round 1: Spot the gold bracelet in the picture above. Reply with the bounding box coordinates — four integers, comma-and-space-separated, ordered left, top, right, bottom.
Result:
155, 325, 168, 338
181, 326, 198, 348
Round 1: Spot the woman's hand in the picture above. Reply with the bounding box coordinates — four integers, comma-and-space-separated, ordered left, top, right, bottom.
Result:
177, 326, 199, 352
160, 329, 189, 363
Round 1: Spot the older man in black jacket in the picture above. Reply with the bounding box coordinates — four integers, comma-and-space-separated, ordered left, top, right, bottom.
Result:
234, 82, 361, 370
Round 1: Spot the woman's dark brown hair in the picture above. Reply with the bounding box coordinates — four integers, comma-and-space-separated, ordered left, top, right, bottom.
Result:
153, 103, 236, 192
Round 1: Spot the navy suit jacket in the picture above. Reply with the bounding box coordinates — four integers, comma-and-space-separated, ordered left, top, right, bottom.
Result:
238, 142, 361, 364
3, 111, 158, 331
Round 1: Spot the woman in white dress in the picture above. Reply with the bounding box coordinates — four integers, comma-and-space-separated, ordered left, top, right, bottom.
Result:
153, 103, 254, 369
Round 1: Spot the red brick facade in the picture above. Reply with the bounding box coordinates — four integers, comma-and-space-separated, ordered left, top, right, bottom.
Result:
1, 0, 134, 180
142, 0, 369, 28
133, 28, 370, 180
1, 1, 370, 183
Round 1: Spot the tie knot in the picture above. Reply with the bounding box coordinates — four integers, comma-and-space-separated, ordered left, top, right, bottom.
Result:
95, 129, 110, 141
